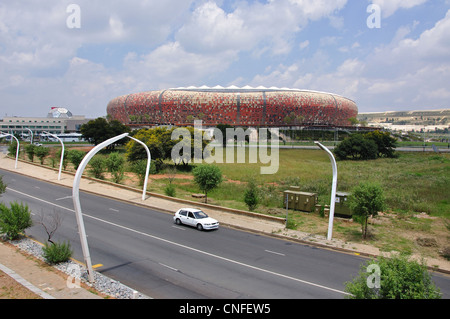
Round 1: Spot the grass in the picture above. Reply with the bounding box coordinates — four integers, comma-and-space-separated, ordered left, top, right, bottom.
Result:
10, 143, 450, 259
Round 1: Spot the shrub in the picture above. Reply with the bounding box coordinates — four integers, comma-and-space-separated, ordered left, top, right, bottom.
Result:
0, 201, 33, 240
25, 144, 36, 162
68, 149, 86, 170
34, 146, 49, 164
345, 254, 441, 299
244, 179, 259, 211
164, 183, 176, 197
89, 156, 105, 179
42, 241, 73, 264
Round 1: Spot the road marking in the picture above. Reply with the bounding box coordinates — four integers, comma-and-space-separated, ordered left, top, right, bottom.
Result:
7, 187, 351, 296
265, 249, 285, 256
172, 225, 185, 230
109, 208, 119, 212
56, 196, 72, 201
158, 263, 178, 272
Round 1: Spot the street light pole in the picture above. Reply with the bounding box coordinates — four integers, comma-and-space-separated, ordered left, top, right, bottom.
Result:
127, 136, 151, 201
1, 133, 19, 169
72, 133, 129, 283
43, 131, 64, 181
25, 128, 33, 145
314, 141, 337, 241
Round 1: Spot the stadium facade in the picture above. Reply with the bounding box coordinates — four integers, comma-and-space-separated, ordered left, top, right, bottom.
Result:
106, 86, 358, 127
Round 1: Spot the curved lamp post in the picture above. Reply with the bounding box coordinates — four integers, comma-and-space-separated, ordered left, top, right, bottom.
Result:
1, 133, 19, 169
25, 128, 33, 145
72, 133, 151, 282
43, 131, 64, 181
127, 136, 151, 201
315, 141, 337, 241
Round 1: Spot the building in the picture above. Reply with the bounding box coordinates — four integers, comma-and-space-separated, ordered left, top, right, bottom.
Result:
106, 86, 358, 128
1, 107, 91, 138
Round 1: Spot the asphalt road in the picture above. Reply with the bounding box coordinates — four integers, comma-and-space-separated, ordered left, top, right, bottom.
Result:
1, 169, 448, 299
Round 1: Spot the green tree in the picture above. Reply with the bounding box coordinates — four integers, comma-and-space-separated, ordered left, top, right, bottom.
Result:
348, 182, 386, 239
80, 117, 130, 148
244, 179, 259, 211
334, 134, 378, 161
89, 156, 106, 179
105, 152, 125, 183
345, 254, 441, 299
364, 130, 398, 158
34, 146, 49, 165
0, 201, 33, 240
192, 164, 223, 203
25, 144, 36, 162
7, 141, 18, 157
68, 149, 86, 170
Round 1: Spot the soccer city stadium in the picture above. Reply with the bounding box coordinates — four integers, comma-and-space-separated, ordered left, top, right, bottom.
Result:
106, 86, 358, 128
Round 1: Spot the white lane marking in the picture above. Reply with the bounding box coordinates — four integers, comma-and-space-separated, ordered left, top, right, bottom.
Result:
7, 187, 350, 296
109, 208, 119, 212
56, 196, 72, 201
158, 263, 178, 272
172, 225, 185, 230
265, 249, 285, 256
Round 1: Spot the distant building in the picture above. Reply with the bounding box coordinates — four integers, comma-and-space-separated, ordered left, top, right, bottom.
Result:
1, 107, 92, 138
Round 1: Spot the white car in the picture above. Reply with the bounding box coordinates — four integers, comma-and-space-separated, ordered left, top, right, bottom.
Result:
173, 208, 219, 231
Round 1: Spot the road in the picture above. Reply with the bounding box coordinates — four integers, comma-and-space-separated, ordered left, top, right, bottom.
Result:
1, 169, 449, 299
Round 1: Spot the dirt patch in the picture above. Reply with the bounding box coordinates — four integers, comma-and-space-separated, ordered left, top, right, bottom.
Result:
0, 270, 41, 299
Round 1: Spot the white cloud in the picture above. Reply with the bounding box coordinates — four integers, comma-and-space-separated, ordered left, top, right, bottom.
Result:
371, 0, 429, 18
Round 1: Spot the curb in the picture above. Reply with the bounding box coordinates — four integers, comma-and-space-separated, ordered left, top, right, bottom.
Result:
0, 263, 55, 299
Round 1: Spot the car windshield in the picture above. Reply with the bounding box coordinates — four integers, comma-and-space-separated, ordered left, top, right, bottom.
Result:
193, 211, 208, 219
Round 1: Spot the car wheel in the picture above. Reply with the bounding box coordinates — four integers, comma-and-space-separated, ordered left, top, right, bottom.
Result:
175, 218, 182, 225
196, 223, 203, 231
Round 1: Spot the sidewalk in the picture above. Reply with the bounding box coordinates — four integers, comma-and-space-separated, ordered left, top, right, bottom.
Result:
0, 155, 449, 298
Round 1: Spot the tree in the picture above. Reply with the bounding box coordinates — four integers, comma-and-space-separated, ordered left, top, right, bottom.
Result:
364, 130, 397, 158
68, 149, 85, 170
334, 134, 378, 161
244, 179, 259, 211
348, 182, 386, 239
192, 164, 223, 203
25, 144, 36, 162
89, 156, 106, 179
105, 152, 125, 183
345, 254, 441, 299
34, 146, 49, 164
0, 201, 33, 240
80, 117, 130, 148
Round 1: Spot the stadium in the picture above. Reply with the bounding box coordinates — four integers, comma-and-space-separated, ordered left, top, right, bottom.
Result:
106, 86, 358, 128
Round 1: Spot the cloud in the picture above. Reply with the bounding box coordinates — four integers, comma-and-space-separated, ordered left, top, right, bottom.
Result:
371, 0, 429, 18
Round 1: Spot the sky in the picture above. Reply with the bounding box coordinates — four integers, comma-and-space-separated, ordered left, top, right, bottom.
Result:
1, 0, 450, 118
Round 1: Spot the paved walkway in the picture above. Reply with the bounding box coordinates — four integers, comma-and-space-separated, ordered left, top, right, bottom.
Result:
0, 155, 449, 298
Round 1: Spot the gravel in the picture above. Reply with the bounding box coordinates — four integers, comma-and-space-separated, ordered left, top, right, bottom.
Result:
8, 236, 150, 299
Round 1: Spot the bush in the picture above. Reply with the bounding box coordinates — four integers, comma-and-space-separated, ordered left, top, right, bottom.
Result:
25, 144, 36, 162
42, 241, 73, 264
244, 179, 259, 211
68, 149, 86, 170
164, 184, 176, 197
334, 134, 378, 161
0, 201, 33, 240
89, 156, 105, 179
345, 254, 441, 299
34, 146, 49, 164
